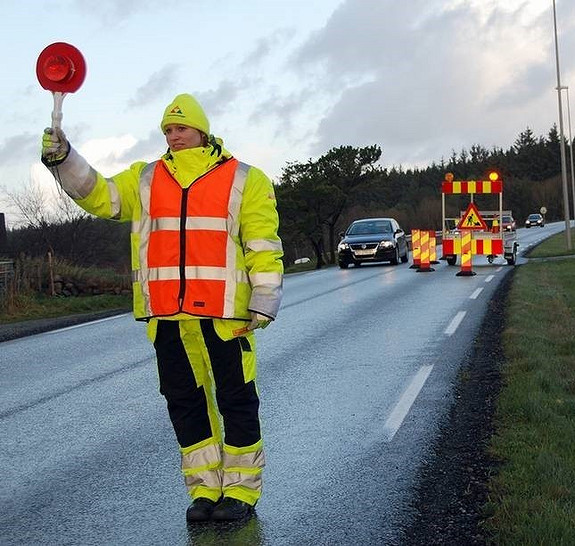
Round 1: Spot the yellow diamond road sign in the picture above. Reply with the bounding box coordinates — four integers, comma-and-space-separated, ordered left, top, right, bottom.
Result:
457, 202, 488, 230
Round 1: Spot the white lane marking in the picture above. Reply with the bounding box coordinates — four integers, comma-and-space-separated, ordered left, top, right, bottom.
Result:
485, 275, 495, 283
383, 365, 434, 441
470, 287, 484, 300
45, 313, 129, 335
444, 311, 466, 336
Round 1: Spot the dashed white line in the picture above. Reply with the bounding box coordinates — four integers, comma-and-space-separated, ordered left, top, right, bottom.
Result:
470, 287, 484, 299
383, 364, 434, 441
485, 275, 495, 283
444, 311, 467, 336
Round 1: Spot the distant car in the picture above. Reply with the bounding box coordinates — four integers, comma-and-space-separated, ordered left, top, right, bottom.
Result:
337, 217, 409, 268
525, 213, 544, 228
501, 214, 516, 231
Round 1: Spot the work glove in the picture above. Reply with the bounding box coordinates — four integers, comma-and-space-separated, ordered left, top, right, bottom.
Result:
42, 127, 70, 166
247, 311, 272, 331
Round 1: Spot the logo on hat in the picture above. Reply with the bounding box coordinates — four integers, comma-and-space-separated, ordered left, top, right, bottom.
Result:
169, 106, 183, 115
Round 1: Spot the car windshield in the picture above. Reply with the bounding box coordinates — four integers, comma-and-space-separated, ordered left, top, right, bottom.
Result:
348, 220, 392, 235
528, 214, 540, 220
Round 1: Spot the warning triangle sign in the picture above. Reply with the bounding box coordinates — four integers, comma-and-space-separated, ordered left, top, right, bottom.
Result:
457, 202, 488, 230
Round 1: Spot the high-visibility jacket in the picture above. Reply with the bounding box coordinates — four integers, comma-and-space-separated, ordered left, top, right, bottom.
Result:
52, 144, 284, 322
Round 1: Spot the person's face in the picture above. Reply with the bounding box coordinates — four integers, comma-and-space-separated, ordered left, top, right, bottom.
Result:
164, 124, 204, 151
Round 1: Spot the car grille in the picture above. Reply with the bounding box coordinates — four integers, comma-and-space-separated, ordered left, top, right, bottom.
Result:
350, 243, 379, 251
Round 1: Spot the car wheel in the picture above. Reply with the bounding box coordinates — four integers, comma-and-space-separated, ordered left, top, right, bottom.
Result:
338, 262, 349, 269
506, 246, 517, 265
390, 246, 399, 265
401, 247, 409, 263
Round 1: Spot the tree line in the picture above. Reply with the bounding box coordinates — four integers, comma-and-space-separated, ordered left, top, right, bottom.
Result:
2, 124, 572, 271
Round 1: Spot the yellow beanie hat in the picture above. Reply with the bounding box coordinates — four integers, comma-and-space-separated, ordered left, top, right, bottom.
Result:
161, 94, 210, 135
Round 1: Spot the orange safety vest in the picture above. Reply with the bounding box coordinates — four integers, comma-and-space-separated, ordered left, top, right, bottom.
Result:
145, 157, 244, 318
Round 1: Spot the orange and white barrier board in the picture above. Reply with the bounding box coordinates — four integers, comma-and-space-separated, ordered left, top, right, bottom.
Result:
456, 230, 476, 276
417, 230, 435, 272
410, 229, 421, 269
411, 229, 436, 272
442, 237, 504, 256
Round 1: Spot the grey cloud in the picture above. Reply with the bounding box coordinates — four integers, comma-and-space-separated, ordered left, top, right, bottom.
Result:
127, 64, 180, 108
288, 0, 575, 166
248, 88, 310, 137
240, 29, 296, 69
113, 131, 166, 164
0, 134, 38, 166
71, 0, 176, 24
195, 79, 246, 117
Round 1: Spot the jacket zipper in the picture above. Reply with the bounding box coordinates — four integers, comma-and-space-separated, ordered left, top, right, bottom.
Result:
178, 186, 189, 310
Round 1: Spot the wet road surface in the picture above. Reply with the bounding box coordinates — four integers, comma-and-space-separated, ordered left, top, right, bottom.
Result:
0, 224, 562, 545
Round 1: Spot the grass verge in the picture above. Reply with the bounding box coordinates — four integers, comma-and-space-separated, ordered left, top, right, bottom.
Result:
483, 230, 575, 544
0, 293, 132, 324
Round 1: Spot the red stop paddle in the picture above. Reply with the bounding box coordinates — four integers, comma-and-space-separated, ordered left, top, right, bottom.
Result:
36, 42, 86, 129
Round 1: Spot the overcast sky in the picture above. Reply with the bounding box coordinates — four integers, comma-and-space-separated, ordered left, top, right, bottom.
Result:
1, 0, 574, 226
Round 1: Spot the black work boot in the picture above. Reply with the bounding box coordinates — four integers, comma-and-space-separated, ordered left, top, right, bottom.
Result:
186, 497, 218, 523
211, 497, 254, 521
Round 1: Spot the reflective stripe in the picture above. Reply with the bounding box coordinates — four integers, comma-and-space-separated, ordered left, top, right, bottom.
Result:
245, 238, 284, 252
138, 163, 156, 317
134, 266, 249, 284
223, 162, 249, 316
249, 271, 283, 286
222, 470, 262, 492
153, 217, 180, 231
223, 447, 265, 469
57, 147, 98, 200
188, 217, 228, 231
221, 444, 264, 493
148, 266, 180, 281
184, 468, 223, 490
106, 179, 122, 219
181, 441, 223, 492
151, 216, 229, 231
249, 271, 283, 318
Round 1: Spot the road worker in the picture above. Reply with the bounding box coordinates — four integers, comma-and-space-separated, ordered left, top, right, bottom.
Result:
491, 215, 499, 233
41, 93, 284, 523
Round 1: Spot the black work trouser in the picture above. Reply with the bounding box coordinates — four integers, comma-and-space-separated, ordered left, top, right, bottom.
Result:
153, 319, 261, 448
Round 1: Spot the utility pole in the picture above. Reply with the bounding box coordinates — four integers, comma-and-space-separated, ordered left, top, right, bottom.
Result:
552, 0, 572, 249
564, 87, 575, 222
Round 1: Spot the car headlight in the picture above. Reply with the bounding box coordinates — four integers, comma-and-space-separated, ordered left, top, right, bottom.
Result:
378, 241, 393, 249
338, 242, 349, 251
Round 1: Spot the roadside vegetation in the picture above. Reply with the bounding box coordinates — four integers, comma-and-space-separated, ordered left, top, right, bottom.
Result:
483, 229, 575, 544
0, 255, 131, 323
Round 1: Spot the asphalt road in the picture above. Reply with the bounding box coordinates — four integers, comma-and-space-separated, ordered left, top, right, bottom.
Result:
0, 223, 562, 546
